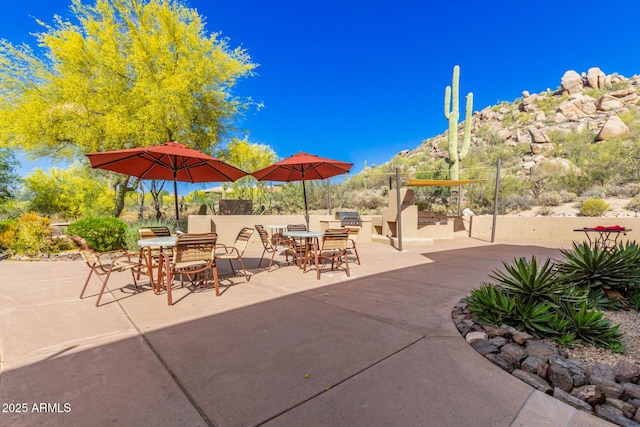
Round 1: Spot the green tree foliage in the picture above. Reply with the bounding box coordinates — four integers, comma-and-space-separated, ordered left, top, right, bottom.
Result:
0, 0, 257, 216
0, 147, 19, 203
23, 165, 114, 218
67, 216, 128, 251
222, 137, 278, 211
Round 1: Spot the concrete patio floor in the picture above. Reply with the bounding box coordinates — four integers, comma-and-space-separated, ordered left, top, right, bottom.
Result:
0, 237, 614, 426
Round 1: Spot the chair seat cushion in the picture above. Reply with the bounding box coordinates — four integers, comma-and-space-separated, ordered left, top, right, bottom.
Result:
173, 260, 209, 270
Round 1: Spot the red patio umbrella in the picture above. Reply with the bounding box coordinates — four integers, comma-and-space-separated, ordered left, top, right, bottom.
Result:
86, 141, 247, 229
251, 152, 353, 228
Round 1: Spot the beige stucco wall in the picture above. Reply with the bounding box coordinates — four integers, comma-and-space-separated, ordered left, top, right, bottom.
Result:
469, 216, 638, 243
189, 212, 640, 248
188, 214, 373, 247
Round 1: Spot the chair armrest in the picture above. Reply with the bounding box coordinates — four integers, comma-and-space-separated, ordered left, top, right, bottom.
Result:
215, 244, 238, 256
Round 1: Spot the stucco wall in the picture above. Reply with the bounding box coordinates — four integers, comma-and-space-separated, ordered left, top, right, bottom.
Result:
469, 215, 639, 243
188, 214, 373, 247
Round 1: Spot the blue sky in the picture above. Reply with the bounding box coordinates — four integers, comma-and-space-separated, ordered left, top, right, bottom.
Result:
3, 0, 640, 188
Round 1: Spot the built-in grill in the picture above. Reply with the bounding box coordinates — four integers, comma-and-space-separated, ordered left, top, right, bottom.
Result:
336, 211, 362, 227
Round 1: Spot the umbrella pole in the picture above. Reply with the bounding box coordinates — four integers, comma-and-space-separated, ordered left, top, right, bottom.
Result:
302, 179, 309, 230
173, 175, 180, 232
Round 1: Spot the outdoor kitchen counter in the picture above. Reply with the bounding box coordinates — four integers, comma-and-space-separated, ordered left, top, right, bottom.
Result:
319, 218, 372, 242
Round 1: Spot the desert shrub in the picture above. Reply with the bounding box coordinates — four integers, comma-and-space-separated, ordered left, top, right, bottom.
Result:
534, 94, 567, 114
558, 190, 578, 203
621, 183, 640, 198
500, 195, 535, 213
0, 200, 28, 221
539, 191, 563, 206
346, 189, 387, 212
67, 217, 128, 252
579, 198, 609, 216
603, 181, 640, 197
536, 206, 554, 216
580, 187, 606, 199
626, 197, 640, 211
0, 212, 54, 255
0, 219, 17, 250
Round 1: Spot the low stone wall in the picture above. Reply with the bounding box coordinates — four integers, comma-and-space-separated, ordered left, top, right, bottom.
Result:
453, 300, 640, 427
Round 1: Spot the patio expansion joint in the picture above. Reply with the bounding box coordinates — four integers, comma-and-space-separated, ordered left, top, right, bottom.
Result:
255, 335, 427, 426
108, 286, 215, 427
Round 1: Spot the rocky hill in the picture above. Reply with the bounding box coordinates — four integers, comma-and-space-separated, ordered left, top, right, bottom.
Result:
381, 67, 640, 215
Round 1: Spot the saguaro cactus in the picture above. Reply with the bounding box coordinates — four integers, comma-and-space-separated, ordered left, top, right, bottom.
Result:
444, 65, 473, 180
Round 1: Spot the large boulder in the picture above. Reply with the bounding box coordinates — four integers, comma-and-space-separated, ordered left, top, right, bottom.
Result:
586, 67, 606, 89
611, 87, 639, 105
531, 143, 555, 155
528, 127, 551, 143
521, 90, 538, 112
561, 70, 584, 94
557, 94, 597, 119
596, 115, 630, 141
597, 94, 625, 111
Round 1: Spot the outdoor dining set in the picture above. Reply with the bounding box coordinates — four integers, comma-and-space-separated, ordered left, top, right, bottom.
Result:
64, 140, 359, 307
67, 223, 361, 307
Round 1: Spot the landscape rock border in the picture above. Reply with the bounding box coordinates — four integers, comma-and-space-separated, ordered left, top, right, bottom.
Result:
2, 252, 81, 261
453, 299, 640, 427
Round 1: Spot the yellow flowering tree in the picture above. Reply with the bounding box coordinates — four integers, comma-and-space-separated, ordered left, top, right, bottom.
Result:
0, 0, 257, 216
23, 165, 114, 218
223, 138, 278, 211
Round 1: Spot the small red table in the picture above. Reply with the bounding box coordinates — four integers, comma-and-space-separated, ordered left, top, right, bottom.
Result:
573, 226, 630, 251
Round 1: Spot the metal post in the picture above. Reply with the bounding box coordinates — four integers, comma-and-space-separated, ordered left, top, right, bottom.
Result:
327, 178, 332, 215
457, 184, 462, 216
491, 158, 501, 243
395, 167, 403, 252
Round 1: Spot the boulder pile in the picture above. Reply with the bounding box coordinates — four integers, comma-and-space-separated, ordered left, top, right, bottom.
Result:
405, 67, 640, 179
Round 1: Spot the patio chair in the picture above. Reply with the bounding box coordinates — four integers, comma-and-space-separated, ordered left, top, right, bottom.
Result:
137, 225, 172, 278
255, 224, 296, 270
67, 235, 145, 307
159, 232, 219, 306
345, 225, 361, 265
286, 223, 308, 263
304, 228, 350, 280
215, 227, 254, 281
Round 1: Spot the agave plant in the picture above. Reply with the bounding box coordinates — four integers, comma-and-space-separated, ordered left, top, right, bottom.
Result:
466, 284, 515, 326
488, 256, 573, 305
561, 301, 623, 351
558, 242, 637, 306
545, 311, 577, 347
510, 299, 556, 336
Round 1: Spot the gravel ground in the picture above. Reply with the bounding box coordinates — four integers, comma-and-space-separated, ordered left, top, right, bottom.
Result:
564, 309, 640, 367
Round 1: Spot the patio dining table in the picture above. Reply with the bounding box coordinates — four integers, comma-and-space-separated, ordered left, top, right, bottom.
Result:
265, 224, 288, 244
283, 230, 323, 268
137, 235, 177, 293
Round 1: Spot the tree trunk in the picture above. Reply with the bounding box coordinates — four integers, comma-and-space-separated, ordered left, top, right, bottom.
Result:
137, 183, 145, 220
150, 180, 165, 220
113, 176, 139, 218
113, 176, 130, 217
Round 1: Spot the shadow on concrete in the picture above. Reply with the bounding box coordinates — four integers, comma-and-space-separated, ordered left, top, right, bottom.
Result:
1, 244, 565, 426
